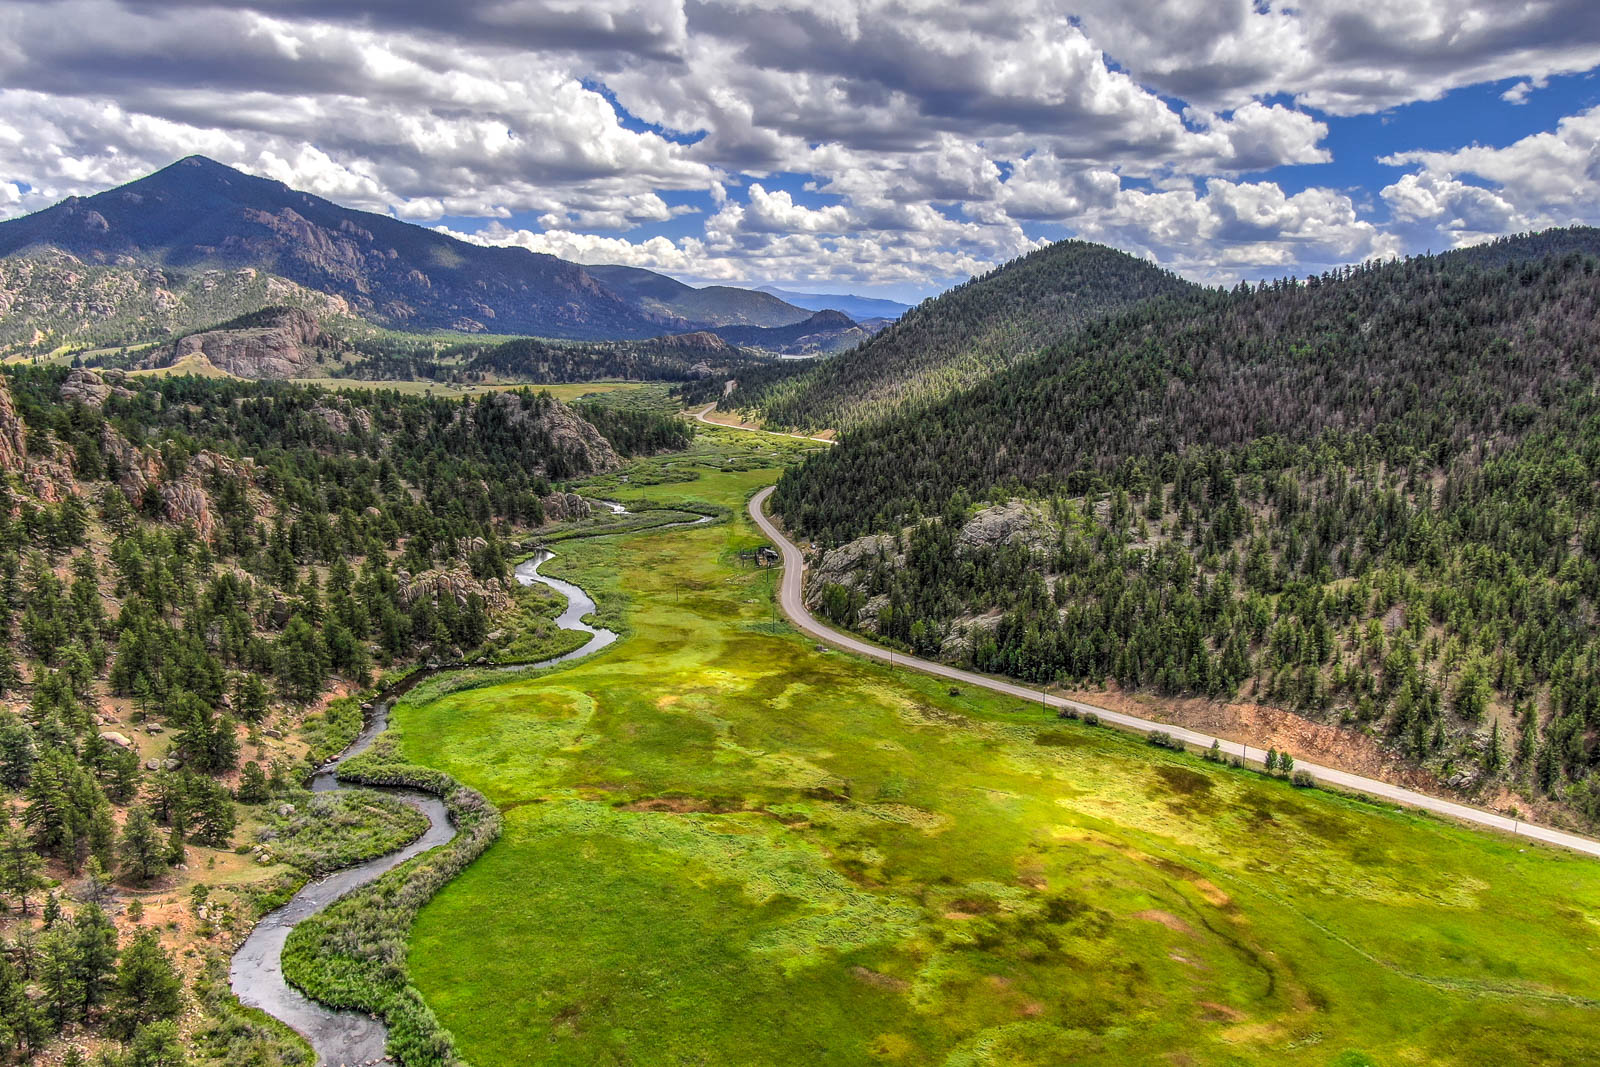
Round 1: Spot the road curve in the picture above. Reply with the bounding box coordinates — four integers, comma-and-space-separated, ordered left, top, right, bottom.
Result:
691, 403, 837, 445
748, 484, 1600, 860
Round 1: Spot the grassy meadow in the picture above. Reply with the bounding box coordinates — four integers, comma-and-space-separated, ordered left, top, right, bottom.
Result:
390, 426, 1600, 1066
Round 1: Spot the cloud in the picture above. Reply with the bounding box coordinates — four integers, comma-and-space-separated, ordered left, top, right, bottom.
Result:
1075, 179, 1404, 281
1072, 0, 1600, 115
1380, 105, 1600, 245
0, 1, 1597, 291
1501, 76, 1549, 105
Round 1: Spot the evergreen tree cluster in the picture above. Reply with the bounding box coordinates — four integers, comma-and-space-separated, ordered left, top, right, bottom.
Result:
783, 230, 1600, 818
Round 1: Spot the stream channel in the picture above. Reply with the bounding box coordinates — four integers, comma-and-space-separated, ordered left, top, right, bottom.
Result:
229, 499, 708, 1065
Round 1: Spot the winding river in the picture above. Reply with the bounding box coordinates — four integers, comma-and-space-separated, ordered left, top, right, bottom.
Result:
229, 499, 673, 1066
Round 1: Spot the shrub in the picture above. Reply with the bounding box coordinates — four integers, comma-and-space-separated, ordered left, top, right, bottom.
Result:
1146, 731, 1184, 752
1082, 712, 1100, 726
1291, 770, 1317, 789
1056, 706, 1079, 721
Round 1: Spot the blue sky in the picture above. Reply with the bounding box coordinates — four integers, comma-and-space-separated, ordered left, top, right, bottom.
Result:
3, 1, 1600, 302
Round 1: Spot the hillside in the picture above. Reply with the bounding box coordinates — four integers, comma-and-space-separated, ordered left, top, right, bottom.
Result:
0, 156, 687, 340
711, 239, 1198, 431
584, 265, 811, 327
777, 228, 1600, 823
0, 248, 354, 356
707, 308, 873, 355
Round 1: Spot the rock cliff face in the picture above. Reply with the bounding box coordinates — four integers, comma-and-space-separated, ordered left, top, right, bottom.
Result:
0, 377, 26, 472
168, 306, 327, 378
540, 492, 592, 523
24, 454, 76, 503
156, 451, 260, 541
310, 402, 372, 436
806, 533, 900, 609
59, 368, 112, 407
101, 425, 161, 501
397, 564, 512, 614
956, 501, 1054, 553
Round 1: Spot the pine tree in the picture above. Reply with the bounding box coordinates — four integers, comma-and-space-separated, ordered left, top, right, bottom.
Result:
165, 810, 186, 869
0, 821, 45, 914
109, 930, 183, 1040
1484, 719, 1505, 775
118, 807, 166, 885
38, 926, 83, 1028
72, 903, 118, 1013
128, 1019, 186, 1067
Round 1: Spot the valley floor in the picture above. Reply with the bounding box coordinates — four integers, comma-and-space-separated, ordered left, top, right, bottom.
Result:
388, 427, 1600, 1066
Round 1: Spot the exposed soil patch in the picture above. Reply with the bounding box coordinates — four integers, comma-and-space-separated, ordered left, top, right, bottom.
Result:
1199, 1001, 1246, 1023
619, 795, 740, 814
1072, 687, 1555, 820
851, 966, 910, 992
1133, 909, 1194, 935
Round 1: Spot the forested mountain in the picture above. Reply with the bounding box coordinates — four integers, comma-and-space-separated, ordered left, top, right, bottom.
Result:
583, 265, 811, 327
711, 239, 1198, 431
0, 364, 689, 1062
707, 309, 873, 355
778, 229, 1600, 821
0, 249, 354, 358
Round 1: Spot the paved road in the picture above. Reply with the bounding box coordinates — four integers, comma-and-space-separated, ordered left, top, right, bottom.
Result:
692, 402, 836, 445
748, 485, 1600, 860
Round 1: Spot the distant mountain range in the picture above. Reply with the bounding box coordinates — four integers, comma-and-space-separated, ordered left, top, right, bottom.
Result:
0, 156, 860, 350
756, 286, 910, 321
584, 265, 812, 328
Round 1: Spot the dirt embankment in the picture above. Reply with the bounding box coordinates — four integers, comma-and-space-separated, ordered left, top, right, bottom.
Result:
1073, 686, 1567, 824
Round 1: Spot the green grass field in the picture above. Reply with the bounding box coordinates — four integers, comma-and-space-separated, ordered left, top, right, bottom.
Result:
391, 427, 1600, 1066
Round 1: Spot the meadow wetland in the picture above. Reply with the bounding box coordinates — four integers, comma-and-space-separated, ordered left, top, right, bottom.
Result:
384, 427, 1600, 1066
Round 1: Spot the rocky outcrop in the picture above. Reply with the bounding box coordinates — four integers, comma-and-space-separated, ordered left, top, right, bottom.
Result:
169, 306, 328, 379
158, 477, 216, 540
541, 492, 591, 523
806, 533, 899, 607
940, 612, 1004, 661
469, 393, 621, 475
655, 331, 734, 355
100, 425, 161, 501
397, 564, 512, 614
310, 402, 372, 436
24, 456, 77, 503
60, 368, 112, 407
0, 377, 26, 472
190, 449, 255, 484
158, 450, 258, 540
956, 501, 1054, 553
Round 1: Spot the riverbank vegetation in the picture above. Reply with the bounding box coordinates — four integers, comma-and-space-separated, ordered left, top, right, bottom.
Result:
279, 736, 502, 1067
257, 790, 429, 877
385, 430, 1600, 1066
